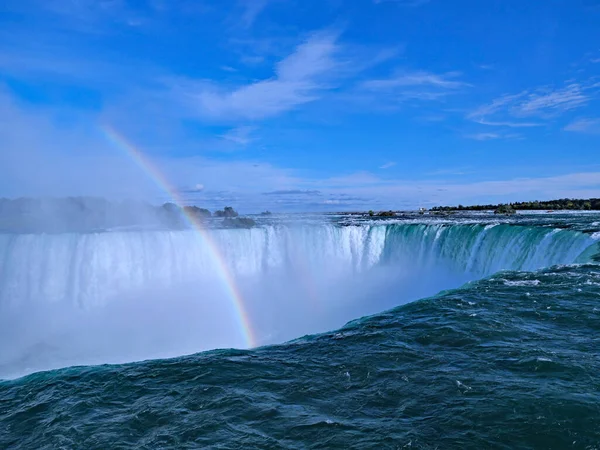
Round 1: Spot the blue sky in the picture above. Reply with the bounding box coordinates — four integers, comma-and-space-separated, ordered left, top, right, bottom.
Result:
1, 0, 599, 211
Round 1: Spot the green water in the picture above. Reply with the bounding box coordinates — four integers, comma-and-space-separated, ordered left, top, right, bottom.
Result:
1, 264, 599, 449
1, 214, 600, 449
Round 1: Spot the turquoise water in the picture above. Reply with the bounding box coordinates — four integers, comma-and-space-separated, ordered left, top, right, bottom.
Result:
1, 212, 599, 448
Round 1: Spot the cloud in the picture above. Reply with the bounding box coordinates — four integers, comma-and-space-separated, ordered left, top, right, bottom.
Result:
358, 70, 469, 107
0, 44, 143, 86
363, 70, 468, 91
321, 171, 385, 188
468, 93, 542, 127
515, 84, 589, 116
0, 89, 160, 199
426, 167, 472, 176
465, 132, 501, 140
183, 30, 340, 120
263, 190, 322, 196
327, 194, 370, 202
469, 81, 598, 127
3, 88, 600, 211
328, 171, 600, 209
238, 0, 270, 28
418, 114, 446, 122
2, 0, 153, 33
465, 132, 521, 141
564, 118, 600, 134
240, 55, 265, 66
220, 126, 256, 145
319, 197, 369, 206
379, 162, 396, 169
438, 172, 600, 202
471, 119, 541, 128
0, 88, 307, 207
180, 183, 205, 193
1, 65, 598, 213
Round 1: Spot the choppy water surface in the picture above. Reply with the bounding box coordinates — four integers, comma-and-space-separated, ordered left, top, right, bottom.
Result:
1, 211, 599, 448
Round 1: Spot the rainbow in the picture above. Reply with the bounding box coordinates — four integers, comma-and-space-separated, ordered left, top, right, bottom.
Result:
100, 124, 257, 348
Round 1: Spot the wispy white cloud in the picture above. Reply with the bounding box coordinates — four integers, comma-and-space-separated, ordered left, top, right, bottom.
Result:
471, 119, 542, 128
468, 93, 542, 127
379, 162, 396, 169
357, 70, 469, 108
2, 0, 152, 32
363, 70, 467, 91
465, 132, 500, 141
180, 183, 205, 193
238, 0, 270, 28
515, 83, 589, 116
180, 30, 340, 120
240, 55, 265, 65
564, 117, 600, 134
469, 81, 598, 128
220, 125, 256, 145
465, 132, 521, 141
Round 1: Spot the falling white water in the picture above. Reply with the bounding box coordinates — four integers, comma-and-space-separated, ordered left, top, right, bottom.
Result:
0, 223, 596, 378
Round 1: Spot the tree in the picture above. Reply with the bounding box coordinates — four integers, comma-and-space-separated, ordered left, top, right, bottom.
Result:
162, 202, 179, 213
183, 206, 211, 218
494, 204, 516, 215
214, 206, 239, 217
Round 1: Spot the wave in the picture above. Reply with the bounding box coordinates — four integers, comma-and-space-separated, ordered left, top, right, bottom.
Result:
0, 223, 597, 378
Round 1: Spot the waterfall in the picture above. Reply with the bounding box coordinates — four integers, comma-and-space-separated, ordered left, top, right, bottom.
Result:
0, 223, 596, 378
0, 223, 594, 310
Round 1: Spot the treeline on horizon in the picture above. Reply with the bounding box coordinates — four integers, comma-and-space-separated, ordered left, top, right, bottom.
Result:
0, 197, 260, 233
431, 198, 600, 211
162, 203, 238, 218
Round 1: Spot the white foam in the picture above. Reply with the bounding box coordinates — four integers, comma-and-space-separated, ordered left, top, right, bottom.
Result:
504, 279, 541, 287
456, 380, 472, 390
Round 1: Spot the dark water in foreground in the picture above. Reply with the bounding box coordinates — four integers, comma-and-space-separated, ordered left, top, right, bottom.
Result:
2, 263, 600, 449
